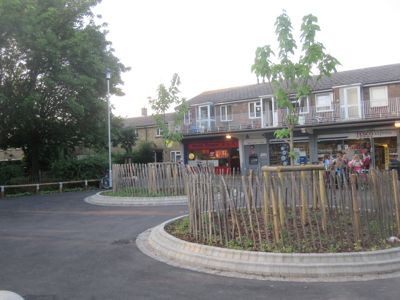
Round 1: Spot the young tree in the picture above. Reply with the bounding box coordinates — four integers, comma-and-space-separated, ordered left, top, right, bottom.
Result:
0, 0, 128, 179
251, 11, 340, 164
149, 73, 188, 149
114, 127, 138, 155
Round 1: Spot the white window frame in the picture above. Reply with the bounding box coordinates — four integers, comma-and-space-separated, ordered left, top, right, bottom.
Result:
290, 96, 309, 114
248, 101, 261, 119
220, 105, 233, 121
370, 86, 388, 107
316, 93, 333, 112
170, 151, 182, 163
156, 127, 163, 137
184, 110, 191, 125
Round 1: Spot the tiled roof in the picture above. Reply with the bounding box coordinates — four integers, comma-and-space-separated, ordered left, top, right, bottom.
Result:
187, 63, 400, 105
124, 112, 176, 128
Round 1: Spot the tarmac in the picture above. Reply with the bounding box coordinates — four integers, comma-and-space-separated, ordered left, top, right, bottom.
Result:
1, 191, 400, 299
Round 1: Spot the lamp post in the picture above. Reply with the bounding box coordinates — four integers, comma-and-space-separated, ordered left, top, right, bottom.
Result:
105, 68, 112, 188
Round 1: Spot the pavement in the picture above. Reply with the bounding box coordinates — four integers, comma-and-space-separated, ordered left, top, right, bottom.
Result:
1, 191, 400, 300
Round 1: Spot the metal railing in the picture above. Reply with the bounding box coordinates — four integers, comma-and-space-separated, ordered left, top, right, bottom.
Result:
182, 97, 400, 135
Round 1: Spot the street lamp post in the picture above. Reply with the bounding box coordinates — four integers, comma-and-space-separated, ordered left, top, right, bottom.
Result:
105, 68, 112, 188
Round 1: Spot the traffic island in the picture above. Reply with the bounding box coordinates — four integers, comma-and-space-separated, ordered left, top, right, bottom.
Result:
84, 192, 187, 206
137, 216, 400, 282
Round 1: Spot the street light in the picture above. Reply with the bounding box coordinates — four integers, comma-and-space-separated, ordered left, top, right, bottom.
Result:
105, 68, 112, 188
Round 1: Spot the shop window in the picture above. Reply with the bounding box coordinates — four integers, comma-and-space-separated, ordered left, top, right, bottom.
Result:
370, 86, 388, 107
170, 151, 181, 163
220, 105, 233, 121
316, 93, 333, 112
248, 101, 261, 118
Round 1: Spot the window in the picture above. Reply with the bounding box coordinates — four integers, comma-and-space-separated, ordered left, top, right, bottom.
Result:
198, 105, 210, 119
290, 96, 309, 114
170, 151, 182, 163
220, 105, 233, 121
248, 101, 261, 118
370, 86, 388, 107
184, 111, 191, 125
156, 127, 163, 137
316, 93, 333, 112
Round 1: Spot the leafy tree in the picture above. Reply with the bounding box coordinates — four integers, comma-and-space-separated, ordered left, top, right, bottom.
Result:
0, 0, 128, 180
251, 11, 340, 164
114, 126, 138, 155
149, 73, 188, 149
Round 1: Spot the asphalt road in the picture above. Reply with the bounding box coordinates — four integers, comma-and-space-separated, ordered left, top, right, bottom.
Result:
1, 191, 400, 300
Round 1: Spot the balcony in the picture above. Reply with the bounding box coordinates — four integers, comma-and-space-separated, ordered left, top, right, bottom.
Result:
182, 97, 400, 135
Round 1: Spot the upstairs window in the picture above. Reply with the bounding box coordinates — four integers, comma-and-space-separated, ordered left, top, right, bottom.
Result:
156, 127, 163, 137
370, 86, 388, 107
220, 105, 233, 121
184, 111, 191, 125
316, 93, 333, 112
248, 101, 261, 118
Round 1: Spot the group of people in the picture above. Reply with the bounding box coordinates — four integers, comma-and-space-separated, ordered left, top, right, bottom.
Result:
323, 152, 371, 175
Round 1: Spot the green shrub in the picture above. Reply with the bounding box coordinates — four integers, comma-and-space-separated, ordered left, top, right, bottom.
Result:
0, 162, 26, 185
50, 154, 108, 180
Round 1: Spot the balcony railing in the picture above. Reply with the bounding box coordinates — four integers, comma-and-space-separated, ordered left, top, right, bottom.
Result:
181, 97, 400, 135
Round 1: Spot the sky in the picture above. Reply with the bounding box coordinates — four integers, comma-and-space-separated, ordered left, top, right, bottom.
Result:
93, 0, 400, 118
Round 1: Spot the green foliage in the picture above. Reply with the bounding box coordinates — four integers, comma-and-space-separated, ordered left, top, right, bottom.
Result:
0, 162, 25, 185
149, 73, 188, 147
251, 11, 340, 161
113, 126, 137, 155
166, 217, 190, 236
50, 154, 108, 180
0, 0, 128, 178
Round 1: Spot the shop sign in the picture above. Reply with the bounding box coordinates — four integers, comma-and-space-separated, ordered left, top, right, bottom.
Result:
318, 129, 396, 140
244, 138, 266, 145
353, 129, 397, 139
188, 140, 238, 150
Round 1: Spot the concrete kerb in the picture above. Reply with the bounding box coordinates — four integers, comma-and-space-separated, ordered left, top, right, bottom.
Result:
84, 192, 188, 206
136, 215, 400, 282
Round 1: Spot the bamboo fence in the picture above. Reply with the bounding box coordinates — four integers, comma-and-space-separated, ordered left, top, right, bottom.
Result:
112, 162, 186, 196
185, 166, 400, 252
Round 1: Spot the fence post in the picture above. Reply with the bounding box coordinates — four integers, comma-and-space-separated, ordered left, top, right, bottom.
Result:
350, 174, 361, 242
59, 182, 63, 193
85, 180, 88, 191
318, 171, 328, 231
391, 170, 400, 236
36, 184, 40, 194
0, 186, 4, 198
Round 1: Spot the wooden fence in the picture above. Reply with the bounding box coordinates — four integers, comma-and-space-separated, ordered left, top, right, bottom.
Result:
186, 166, 400, 252
113, 163, 186, 196
0, 179, 100, 198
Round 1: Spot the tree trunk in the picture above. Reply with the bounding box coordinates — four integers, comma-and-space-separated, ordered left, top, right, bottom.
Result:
31, 144, 41, 183
289, 124, 294, 166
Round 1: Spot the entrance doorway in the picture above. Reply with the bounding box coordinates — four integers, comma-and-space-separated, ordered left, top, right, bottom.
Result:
375, 144, 389, 170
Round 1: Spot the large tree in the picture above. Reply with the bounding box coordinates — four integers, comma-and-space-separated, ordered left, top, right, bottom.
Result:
251, 11, 339, 164
0, 0, 128, 179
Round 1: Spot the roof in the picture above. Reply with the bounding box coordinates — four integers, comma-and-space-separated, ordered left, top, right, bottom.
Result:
124, 112, 176, 128
187, 63, 400, 106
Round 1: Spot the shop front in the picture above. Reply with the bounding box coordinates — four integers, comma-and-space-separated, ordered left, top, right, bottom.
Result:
185, 138, 240, 174
317, 128, 397, 170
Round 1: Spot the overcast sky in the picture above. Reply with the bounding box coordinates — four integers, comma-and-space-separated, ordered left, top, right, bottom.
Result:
93, 0, 400, 118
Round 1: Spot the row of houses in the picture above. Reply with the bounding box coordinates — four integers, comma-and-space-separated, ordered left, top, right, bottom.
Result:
126, 63, 400, 173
